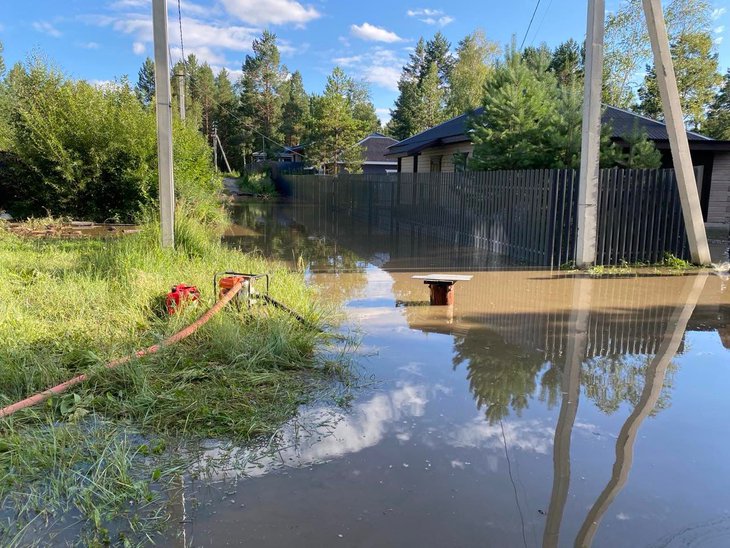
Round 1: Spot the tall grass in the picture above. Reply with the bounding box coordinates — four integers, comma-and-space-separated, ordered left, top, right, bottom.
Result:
0, 208, 345, 544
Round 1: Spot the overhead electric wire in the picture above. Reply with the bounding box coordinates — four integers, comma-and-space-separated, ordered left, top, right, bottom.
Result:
529, 0, 555, 47
519, 0, 544, 50
177, 0, 186, 73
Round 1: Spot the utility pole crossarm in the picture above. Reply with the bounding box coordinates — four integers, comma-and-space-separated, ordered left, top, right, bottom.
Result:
152, 0, 175, 248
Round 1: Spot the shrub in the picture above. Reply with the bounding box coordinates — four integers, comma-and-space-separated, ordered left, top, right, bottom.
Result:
0, 57, 220, 222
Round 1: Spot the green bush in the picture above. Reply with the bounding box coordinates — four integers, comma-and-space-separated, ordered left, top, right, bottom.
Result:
0, 57, 220, 222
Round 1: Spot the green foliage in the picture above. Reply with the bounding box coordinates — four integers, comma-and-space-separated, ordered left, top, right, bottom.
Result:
469, 43, 663, 171
446, 30, 499, 117
549, 38, 584, 85
0, 209, 343, 542
637, 32, 721, 131
281, 71, 310, 146
705, 69, 730, 139
620, 122, 662, 168
135, 57, 155, 107
237, 172, 277, 196
240, 30, 286, 159
662, 252, 692, 269
469, 43, 559, 170
307, 67, 370, 174
0, 56, 219, 222
604, 0, 715, 108
388, 34, 453, 140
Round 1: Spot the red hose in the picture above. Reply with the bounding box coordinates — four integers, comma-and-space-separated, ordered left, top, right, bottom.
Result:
0, 282, 244, 419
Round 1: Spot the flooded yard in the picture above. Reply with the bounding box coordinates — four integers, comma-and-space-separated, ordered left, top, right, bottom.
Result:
171, 202, 730, 547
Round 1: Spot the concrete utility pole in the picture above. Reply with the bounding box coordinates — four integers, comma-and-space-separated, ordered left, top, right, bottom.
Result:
216, 134, 233, 173
152, 0, 175, 248
213, 124, 218, 172
176, 68, 186, 121
642, 0, 711, 265
575, 0, 605, 268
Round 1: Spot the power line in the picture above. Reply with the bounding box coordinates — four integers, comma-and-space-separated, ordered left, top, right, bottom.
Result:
530, 0, 554, 47
519, 0, 543, 51
177, 0, 186, 71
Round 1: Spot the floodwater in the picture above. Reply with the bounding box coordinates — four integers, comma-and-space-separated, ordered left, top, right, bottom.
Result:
173, 202, 730, 547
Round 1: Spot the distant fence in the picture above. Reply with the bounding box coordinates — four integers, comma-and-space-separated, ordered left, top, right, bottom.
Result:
283, 168, 692, 267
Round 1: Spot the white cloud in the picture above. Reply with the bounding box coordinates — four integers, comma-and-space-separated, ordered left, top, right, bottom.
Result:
376, 107, 392, 125
714, 25, 725, 34
333, 55, 363, 66
406, 8, 454, 26
350, 22, 404, 43
712, 8, 727, 21
80, 41, 100, 49
220, 0, 320, 26
362, 65, 401, 91
334, 47, 404, 91
32, 21, 62, 38
715, 36, 725, 45
132, 41, 146, 55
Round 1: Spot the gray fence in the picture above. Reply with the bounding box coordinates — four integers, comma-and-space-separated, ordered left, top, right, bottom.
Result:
283, 168, 691, 267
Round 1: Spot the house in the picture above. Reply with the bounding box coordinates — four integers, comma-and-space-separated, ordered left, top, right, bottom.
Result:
352, 133, 399, 174
385, 106, 730, 231
252, 145, 305, 164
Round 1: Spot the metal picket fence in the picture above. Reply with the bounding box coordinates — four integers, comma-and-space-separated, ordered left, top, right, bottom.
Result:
283, 168, 691, 267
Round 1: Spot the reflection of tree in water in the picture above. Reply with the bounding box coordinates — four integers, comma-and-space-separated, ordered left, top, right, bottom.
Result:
452, 329, 562, 425
453, 325, 677, 424
581, 354, 676, 415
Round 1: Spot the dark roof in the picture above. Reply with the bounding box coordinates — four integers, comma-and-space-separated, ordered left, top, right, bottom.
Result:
602, 105, 711, 142
386, 109, 484, 157
386, 105, 719, 157
359, 133, 399, 164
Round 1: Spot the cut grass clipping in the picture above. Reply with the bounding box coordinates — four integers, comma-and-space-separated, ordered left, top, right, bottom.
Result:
0, 212, 348, 545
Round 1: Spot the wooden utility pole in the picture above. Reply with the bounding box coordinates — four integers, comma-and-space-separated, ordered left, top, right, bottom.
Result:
642, 0, 711, 265
176, 68, 186, 121
152, 0, 175, 248
575, 0, 605, 268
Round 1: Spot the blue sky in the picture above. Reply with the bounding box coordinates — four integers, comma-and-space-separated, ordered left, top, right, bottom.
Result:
1, 0, 729, 124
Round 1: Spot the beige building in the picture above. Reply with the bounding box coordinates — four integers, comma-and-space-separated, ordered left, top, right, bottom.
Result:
386, 106, 730, 230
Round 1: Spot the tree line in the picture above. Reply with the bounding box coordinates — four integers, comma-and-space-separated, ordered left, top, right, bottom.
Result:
135, 31, 380, 174
388, 0, 729, 169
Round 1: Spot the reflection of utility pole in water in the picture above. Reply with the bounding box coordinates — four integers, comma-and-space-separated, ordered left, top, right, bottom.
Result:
574, 273, 708, 547
543, 277, 593, 548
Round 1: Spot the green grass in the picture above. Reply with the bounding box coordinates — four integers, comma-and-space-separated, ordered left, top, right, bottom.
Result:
235, 172, 277, 197
0, 207, 348, 544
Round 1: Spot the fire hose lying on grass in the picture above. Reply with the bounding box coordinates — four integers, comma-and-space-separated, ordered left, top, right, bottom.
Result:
0, 273, 316, 419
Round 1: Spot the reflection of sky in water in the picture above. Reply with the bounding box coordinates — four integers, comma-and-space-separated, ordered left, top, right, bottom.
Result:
188, 214, 730, 547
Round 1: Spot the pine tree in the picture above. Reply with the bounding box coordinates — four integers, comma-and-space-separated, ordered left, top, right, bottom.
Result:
621, 122, 662, 168
213, 68, 239, 169
418, 62, 446, 130
446, 30, 499, 117
469, 44, 558, 170
0, 40, 5, 78
240, 30, 286, 159
637, 31, 721, 131
280, 71, 309, 146
549, 39, 584, 86
548, 79, 583, 168
423, 31, 453, 87
307, 68, 370, 174
389, 38, 426, 140
705, 69, 730, 139
192, 63, 216, 136
522, 43, 553, 77
135, 57, 155, 106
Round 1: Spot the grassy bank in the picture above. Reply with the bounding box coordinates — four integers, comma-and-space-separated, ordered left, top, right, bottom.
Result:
0, 210, 347, 544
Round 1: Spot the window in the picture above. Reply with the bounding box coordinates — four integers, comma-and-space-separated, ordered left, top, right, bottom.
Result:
453, 152, 469, 173
430, 156, 442, 172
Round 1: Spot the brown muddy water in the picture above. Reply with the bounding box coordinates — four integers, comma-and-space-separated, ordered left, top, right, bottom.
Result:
167, 202, 730, 547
